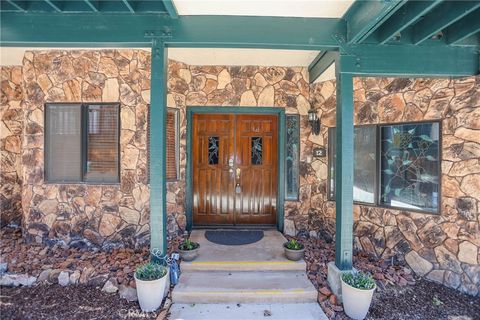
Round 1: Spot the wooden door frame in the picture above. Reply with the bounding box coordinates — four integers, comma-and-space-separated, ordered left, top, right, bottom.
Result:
186, 106, 286, 232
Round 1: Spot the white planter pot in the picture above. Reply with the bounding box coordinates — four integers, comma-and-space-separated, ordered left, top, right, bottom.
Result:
341, 278, 375, 320
135, 269, 169, 312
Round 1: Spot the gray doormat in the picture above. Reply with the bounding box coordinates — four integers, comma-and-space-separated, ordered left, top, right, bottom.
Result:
204, 230, 264, 246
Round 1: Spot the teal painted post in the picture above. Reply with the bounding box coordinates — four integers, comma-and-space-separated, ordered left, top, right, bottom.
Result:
334, 57, 354, 270
149, 39, 168, 260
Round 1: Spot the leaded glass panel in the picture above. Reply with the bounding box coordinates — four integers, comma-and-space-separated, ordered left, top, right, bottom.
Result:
208, 136, 219, 165
285, 115, 300, 200
380, 122, 440, 212
251, 137, 262, 165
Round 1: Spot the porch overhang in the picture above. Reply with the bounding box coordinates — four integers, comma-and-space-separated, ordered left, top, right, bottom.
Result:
1, 0, 479, 274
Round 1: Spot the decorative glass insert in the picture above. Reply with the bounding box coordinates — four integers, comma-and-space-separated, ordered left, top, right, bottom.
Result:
328, 126, 377, 204
208, 136, 219, 165
380, 122, 440, 213
285, 115, 300, 200
251, 137, 263, 165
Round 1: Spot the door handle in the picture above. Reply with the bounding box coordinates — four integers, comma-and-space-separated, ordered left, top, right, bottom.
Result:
236, 168, 241, 179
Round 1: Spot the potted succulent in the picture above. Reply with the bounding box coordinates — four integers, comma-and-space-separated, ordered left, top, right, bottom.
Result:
341, 271, 376, 320
134, 262, 169, 312
178, 238, 200, 261
283, 239, 305, 261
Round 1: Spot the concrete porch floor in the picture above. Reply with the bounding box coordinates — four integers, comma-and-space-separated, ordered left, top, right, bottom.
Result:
181, 229, 306, 271
170, 229, 326, 320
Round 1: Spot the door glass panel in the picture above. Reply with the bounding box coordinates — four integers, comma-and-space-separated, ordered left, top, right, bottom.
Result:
208, 136, 219, 165
285, 114, 300, 200
251, 137, 262, 165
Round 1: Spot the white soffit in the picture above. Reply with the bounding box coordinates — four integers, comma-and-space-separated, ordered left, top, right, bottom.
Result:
314, 63, 335, 83
0, 47, 150, 66
173, 0, 354, 18
168, 48, 319, 67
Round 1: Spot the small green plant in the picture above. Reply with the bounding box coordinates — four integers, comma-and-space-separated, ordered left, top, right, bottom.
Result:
179, 239, 199, 251
432, 295, 444, 306
342, 272, 376, 290
285, 239, 304, 250
135, 262, 167, 281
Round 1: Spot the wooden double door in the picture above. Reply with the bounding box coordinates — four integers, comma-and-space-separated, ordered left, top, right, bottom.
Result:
192, 114, 278, 226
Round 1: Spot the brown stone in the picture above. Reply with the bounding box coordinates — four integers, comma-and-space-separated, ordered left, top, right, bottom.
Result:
417, 220, 447, 248
435, 245, 462, 274
396, 215, 423, 251
458, 241, 478, 264
99, 214, 121, 237
460, 174, 480, 199
405, 250, 433, 276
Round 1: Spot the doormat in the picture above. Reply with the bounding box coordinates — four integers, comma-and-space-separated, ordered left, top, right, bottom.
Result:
204, 230, 264, 246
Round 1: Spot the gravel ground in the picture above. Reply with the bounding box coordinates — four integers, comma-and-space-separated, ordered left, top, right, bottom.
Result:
0, 284, 161, 320
1, 279, 478, 320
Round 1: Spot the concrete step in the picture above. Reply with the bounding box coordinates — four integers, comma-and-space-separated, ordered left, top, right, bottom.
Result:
172, 271, 317, 304
169, 303, 327, 320
181, 259, 306, 272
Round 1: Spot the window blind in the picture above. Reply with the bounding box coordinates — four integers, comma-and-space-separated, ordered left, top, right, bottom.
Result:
45, 104, 82, 182
84, 104, 119, 183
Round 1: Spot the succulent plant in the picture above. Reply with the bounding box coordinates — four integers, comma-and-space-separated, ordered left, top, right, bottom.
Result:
135, 262, 167, 281
285, 239, 304, 250
342, 271, 376, 290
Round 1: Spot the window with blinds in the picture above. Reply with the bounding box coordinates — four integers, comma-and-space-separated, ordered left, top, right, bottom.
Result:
166, 109, 179, 181
146, 106, 179, 183
85, 105, 119, 183
45, 104, 83, 182
45, 103, 120, 183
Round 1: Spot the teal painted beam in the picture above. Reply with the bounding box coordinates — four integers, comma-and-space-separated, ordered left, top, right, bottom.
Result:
339, 44, 479, 76
5, 1, 27, 12
149, 39, 168, 257
445, 9, 480, 45
334, 58, 354, 270
43, 0, 62, 12
343, 0, 408, 44
162, 0, 178, 18
0, 13, 345, 50
308, 51, 338, 83
121, 0, 135, 13
83, 0, 99, 12
151, 40, 168, 253
374, 0, 443, 44
412, 1, 480, 45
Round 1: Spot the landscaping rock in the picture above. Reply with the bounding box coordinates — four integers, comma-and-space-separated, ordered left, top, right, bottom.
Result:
58, 271, 70, 287
0, 262, 8, 274
118, 284, 137, 302
102, 278, 119, 294
0, 274, 36, 287
70, 270, 81, 285
37, 269, 53, 283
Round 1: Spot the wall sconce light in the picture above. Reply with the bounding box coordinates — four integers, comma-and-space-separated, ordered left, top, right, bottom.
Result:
308, 107, 321, 135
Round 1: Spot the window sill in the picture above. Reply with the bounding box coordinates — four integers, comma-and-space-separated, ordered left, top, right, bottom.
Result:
326, 199, 440, 215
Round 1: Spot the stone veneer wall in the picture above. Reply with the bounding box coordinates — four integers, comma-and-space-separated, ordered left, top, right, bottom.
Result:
1, 66, 24, 227
165, 60, 313, 235
2, 49, 478, 295
21, 50, 151, 248
301, 77, 479, 296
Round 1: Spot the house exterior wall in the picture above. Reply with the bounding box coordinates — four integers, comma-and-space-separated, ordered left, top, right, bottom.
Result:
1, 66, 24, 227
304, 77, 480, 296
1, 49, 478, 295
20, 49, 151, 248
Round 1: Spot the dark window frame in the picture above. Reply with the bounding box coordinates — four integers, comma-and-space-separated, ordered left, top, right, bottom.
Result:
44, 102, 121, 185
327, 120, 441, 215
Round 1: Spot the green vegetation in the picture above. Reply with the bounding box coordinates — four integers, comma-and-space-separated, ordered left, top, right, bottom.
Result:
342, 272, 376, 290
285, 239, 304, 250
179, 239, 200, 251
135, 262, 167, 281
